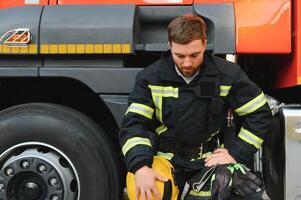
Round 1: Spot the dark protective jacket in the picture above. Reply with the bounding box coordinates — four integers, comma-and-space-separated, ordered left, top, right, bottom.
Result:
119, 51, 272, 173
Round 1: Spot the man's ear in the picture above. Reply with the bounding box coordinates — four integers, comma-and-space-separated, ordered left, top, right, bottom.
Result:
168, 41, 171, 49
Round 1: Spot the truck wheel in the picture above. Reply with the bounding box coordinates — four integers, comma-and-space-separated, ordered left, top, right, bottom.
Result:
0, 103, 122, 200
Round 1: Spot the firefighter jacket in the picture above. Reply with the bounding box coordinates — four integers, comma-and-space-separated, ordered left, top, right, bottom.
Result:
119, 50, 272, 173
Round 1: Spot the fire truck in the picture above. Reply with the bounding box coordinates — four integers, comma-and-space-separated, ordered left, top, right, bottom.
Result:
0, 0, 300, 199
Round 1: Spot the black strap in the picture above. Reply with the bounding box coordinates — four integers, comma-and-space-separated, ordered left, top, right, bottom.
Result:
163, 180, 172, 200
208, 97, 226, 135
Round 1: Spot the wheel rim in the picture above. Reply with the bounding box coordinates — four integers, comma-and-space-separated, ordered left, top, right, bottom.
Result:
0, 142, 80, 200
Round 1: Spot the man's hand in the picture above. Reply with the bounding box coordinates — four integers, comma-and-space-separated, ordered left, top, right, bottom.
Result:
204, 148, 237, 167
134, 165, 168, 200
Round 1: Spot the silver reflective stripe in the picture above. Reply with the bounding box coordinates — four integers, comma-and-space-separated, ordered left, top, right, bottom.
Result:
148, 85, 179, 98
220, 86, 231, 96
154, 96, 161, 121
235, 92, 267, 116
126, 103, 154, 119
238, 127, 263, 149
122, 137, 152, 156
150, 89, 178, 97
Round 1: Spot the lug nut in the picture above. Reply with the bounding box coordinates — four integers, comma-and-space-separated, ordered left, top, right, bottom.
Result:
49, 178, 58, 186
5, 168, 14, 176
0, 183, 5, 192
38, 164, 47, 173
21, 160, 30, 169
51, 195, 59, 200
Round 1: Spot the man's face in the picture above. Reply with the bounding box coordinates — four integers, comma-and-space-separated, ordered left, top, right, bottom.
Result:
170, 39, 206, 77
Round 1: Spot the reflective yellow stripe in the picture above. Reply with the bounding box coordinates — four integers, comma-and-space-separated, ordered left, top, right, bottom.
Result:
235, 92, 267, 116
2, 44, 10, 53
58, 44, 67, 54
157, 151, 174, 160
0, 44, 37, 54
104, 44, 112, 53
189, 190, 211, 197
85, 44, 94, 54
113, 44, 122, 53
67, 44, 76, 53
122, 44, 131, 53
122, 137, 152, 156
126, 103, 154, 119
11, 46, 20, 53
238, 127, 263, 149
40, 43, 131, 54
155, 124, 168, 135
153, 94, 164, 134
220, 85, 232, 96
76, 44, 85, 53
95, 44, 104, 53
149, 85, 178, 135
148, 85, 179, 98
28, 44, 38, 54
153, 95, 163, 122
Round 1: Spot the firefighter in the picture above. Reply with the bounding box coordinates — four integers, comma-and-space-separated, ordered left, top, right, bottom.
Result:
119, 14, 272, 200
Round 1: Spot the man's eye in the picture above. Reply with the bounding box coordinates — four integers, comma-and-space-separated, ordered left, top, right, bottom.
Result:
177, 55, 184, 59
191, 54, 199, 58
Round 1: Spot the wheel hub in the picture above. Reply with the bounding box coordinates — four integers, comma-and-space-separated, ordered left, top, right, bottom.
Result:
22, 182, 42, 199
0, 146, 79, 200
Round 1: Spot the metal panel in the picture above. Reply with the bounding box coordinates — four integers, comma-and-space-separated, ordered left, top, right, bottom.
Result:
0, 55, 41, 68
100, 95, 129, 127
39, 67, 141, 93
193, 3, 235, 54
136, 5, 222, 52
137, 6, 192, 51
40, 5, 136, 53
43, 56, 124, 68
0, 6, 42, 55
281, 106, 301, 200
0, 68, 38, 77
234, 0, 291, 54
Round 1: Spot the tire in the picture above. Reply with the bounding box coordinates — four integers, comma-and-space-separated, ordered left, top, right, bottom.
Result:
0, 103, 122, 200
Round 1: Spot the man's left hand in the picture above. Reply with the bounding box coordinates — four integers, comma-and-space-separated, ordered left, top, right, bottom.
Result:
204, 148, 237, 167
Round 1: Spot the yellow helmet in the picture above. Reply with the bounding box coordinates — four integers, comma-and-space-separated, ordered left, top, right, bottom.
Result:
126, 156, 179, 200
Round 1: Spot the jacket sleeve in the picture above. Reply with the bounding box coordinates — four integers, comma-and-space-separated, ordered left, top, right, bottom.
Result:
119, 73, 155, 173
225, 67, 272, 164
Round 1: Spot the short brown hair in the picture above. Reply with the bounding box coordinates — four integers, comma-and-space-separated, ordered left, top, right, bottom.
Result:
168, 14, 207, 44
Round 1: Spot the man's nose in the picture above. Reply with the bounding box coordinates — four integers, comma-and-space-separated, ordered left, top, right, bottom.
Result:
183, 57, 192, 67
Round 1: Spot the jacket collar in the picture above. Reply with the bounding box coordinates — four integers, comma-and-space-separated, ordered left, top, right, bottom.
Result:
159, 50, 218, 83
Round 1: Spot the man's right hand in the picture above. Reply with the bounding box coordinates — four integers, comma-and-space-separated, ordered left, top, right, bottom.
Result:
134, 165, 168, 200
